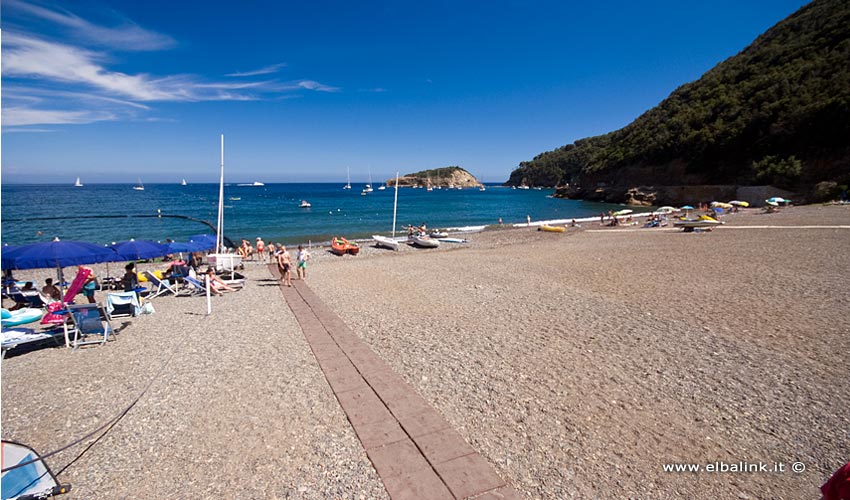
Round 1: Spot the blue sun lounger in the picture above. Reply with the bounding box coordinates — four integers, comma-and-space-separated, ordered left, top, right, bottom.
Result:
64, 303, 115, 350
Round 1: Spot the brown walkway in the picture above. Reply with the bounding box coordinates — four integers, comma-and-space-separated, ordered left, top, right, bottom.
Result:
271, 268, 520, 499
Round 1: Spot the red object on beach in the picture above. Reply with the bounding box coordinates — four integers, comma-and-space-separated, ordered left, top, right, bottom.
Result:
822, 461, 850, 500
331, 237, 360, 256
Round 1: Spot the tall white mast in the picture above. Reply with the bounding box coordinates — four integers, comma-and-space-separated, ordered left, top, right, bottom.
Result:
216, 134, 225, 252
392, 171, 399, 238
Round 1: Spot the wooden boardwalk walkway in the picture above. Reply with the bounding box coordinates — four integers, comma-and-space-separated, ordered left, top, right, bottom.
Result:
272, 269, 520, 499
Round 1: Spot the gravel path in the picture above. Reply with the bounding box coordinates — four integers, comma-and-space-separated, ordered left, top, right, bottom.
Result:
2, 204, 848, 499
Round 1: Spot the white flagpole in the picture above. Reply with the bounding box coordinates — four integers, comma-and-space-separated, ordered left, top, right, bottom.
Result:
216, 134, 225, 253
392, 171, 399, 238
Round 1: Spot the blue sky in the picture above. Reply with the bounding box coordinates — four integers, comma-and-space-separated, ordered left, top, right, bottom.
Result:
2, 0, 810, 184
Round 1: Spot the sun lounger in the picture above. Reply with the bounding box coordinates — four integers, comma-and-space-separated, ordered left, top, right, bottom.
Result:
64, 303, 115, 350
105, 291, 141, 318
1, 327, 65, 358
180, 276, 208, 296
142, 271, 179, 299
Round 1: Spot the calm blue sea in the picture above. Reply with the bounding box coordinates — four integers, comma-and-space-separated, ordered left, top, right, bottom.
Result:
1, 183, 629, 246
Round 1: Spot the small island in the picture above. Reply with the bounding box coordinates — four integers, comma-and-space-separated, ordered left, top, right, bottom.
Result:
385, 166, 483, 188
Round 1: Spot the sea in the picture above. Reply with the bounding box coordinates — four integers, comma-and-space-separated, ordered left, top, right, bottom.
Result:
1, 183, 632, 247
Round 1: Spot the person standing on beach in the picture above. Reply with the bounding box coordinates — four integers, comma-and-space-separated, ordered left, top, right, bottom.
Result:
277, 245, 292, 286
256, 237, 265, 263
296, 245, 310, 280
80, 266, 97, 304
527, 214, 531, 226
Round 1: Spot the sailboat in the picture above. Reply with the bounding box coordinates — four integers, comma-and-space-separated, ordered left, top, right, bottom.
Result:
208, 134, 243, 273
133, 178, 144, 191
362, 169, 373, 194
343, 167, 352, 189
181, 178, 187, 186
74, 177, 83, 187
373, 172, 401, 251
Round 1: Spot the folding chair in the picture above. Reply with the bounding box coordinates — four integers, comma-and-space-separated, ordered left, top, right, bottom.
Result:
181, 276, 209, 296
64, 303, 115, 350
142, 271, 179, 299
105, 291, 141, 318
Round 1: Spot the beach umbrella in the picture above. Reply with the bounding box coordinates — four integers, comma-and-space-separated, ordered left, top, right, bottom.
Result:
728, 200, 749, 207
767, 197, 787, 204
167, 241, 203, 253
711, 202, 733, 210
680, 205, 694, 210
657, 206, 677, 213
0, 238, 119, 270
109, 239, 171, 261
612, 209, 633, 217
187, 234, 217, 251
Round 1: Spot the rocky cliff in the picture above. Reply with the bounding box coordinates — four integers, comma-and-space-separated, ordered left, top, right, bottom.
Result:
386, 166, 482, 188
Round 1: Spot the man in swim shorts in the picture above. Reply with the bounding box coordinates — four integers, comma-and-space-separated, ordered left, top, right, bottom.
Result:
296, 245, 310, 280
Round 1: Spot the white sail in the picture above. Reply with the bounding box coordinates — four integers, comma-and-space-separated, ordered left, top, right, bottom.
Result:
74, 177, 83, 187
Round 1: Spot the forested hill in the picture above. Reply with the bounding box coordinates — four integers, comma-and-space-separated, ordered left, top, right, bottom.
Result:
508, 0, 850, 202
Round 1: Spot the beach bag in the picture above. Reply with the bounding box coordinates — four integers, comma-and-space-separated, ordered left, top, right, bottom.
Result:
141, 301, 155, 315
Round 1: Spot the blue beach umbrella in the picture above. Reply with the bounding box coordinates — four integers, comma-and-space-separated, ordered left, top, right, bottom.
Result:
187, 234, 217, 251
166, 241, 203, 253
0, 238, 119, 270
108, 239, 171, 261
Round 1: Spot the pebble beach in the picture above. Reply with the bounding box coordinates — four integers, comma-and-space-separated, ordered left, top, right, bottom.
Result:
2, 204, 849, 499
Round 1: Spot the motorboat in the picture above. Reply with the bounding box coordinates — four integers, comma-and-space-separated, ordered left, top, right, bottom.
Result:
331, 236, 360, 255
237, 181, 265, 186
299, 200, 311, 208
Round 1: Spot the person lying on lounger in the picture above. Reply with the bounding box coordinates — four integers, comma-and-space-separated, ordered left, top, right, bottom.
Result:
205, 267, 237, 295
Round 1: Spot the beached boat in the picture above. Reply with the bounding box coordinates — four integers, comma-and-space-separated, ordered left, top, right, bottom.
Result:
373, 235, 399, 251
410, 234, 440, 248
299, 200, 311, 208
74, 177, 83, 187
673, 216, 724, 230
373, 173, 401, 251
538, 224, 566, 233
429, 230, 448, 238
208, 135, 243, 273
133, 178, 144, 191
331, 237, 360, 255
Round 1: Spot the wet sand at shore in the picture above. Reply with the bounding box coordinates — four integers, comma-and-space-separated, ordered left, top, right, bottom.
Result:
2, 204, 848, 498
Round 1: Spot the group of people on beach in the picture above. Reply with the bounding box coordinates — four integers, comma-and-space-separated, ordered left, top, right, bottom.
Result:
251, 239, 309, 287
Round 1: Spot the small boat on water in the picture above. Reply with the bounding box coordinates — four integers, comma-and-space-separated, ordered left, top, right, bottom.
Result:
538, 225, 566, 233
331, 236, 360, 255
229, 197, 241, 201
133, 178, 144, 191
299, 200, 311, 208
237, 181, 265, 186
410, 233, 440, 248
74, 177, 83, 187
181, 178, 187, 186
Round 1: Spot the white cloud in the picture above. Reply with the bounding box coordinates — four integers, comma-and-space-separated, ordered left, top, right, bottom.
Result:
4, 0, 176, 51
297, 80, 341, 92
2, 106, 116, 126
2, 2, 342, 127
226, 63, 287, 77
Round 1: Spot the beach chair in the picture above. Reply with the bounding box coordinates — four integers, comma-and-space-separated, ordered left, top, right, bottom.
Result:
180, 275, 208, 296
64, 303, 115, 350
142, 271, 179, 299
2, 327, 65, 358
105, 291, 141, 318
40, 267, 93, 326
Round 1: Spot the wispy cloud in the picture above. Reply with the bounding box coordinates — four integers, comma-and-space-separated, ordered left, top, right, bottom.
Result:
296, 80, 341, 93
4, 0, 176, 51
226, 63, 288, 77
3, 1, 341, 128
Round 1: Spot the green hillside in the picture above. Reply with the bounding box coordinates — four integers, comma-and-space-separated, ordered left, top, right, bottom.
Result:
508, 0, 850, 200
